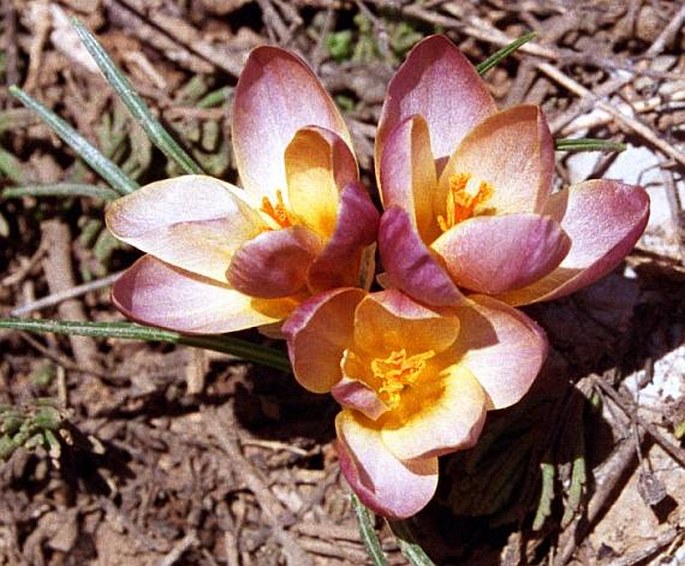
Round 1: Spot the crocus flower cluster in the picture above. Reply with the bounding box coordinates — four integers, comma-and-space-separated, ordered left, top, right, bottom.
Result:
106, 35, 649, 519
107, 47, 378, 333
375, 36, 649, 309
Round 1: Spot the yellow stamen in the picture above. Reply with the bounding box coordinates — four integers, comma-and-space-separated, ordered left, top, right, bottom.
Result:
371, 348, 435, 409
260, 190, 296, 229
437, 173, 493, 232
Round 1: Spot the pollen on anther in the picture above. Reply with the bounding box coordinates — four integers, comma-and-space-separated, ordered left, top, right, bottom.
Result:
371, 349, 435, 409
437, 172, 493, 232
260, 190, 295, 229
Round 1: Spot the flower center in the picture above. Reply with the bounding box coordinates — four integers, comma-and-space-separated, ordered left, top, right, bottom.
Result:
371, 348, 435, 409
260, 190, 296, 229
437, 173, 493, 231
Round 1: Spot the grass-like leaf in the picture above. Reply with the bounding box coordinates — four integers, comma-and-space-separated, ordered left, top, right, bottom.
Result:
388, 520, 435, 566
0, 147, 26, 184
71, 19, 204, 176
555, 138, 626, 152
3, 183, 119, 201
8, 86, 137, 196
532, 459, 555, 531
561, 429, 586, 528
476, 32, 536, 75
351, 494, 388, 566
0, 318, 291, 372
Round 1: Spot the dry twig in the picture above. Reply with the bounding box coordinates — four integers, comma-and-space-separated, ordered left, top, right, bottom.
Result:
40, 219, 99, 371
203, 406, 313, 566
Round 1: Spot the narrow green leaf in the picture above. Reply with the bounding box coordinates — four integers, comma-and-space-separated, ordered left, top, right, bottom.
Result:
44, 428, 62, 460
0, 436, 18, 460
197, 86, 231, 109
532, 460, 555, 531
0, 147, 26, 184
0, 318, 291, 372
561, 438, 586, 528
476, 32, 536, 75
555, 138, 626, 153
71, 19, 204, 176
350, 494, 388, 566
388, 520, 435, 566
8, 86, 137, 196
3, 183, 119, 201
675, 419, 685, 440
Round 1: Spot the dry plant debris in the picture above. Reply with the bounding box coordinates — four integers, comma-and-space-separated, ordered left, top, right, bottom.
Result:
1, 1, 684, 564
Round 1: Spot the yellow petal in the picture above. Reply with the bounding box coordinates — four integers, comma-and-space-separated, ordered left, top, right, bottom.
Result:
381, 364, 486, 461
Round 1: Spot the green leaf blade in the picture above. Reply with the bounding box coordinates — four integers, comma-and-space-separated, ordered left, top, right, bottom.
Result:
8, 86, 138, 196
351, 494, 388, 566
555, 138, 626, 153
3, 183, 119, 201
0, 318, 291, 372
71, 19, 204, 176
388, 520, 435, 566
476, 32, 536, 75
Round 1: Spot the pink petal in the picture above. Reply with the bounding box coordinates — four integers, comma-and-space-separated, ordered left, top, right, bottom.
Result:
438, 105, 554, 215
431, 213, 571, 294
112, 255, 280, 334
453, 295, 548, 409
379, 116, 441, 243
498, 180, 650, 305
381, 364, 487, 461
283, 288, 366, 393
376, 35, 497, 177
307, 181, 379, 293
378, 207, 466, 307
226, 226, 322, 299
332, 374, 389, 420
233, 46, 352, 199
106, 176, 266, 283
336, 411, 439, 519
285, 126, 359, 240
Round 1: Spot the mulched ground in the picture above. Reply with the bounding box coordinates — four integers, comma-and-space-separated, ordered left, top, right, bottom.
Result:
1, 1, 684, 564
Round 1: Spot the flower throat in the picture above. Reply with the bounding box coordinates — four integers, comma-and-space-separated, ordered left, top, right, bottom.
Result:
438, 173, 493, 231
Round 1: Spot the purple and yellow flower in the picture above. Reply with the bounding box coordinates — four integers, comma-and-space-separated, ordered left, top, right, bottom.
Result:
106, 47, 378, 333
376, 35, 649, 307
283, 288, 547, 518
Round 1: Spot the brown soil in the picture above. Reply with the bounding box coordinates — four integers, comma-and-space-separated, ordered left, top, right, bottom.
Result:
1, 1, 684, 564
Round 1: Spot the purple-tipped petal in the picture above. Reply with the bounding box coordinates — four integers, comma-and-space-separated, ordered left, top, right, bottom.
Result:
283, 288, 366, 393
332, 375, 389, 420
112, 255, 279, 334
498, 180, 650, 305
438, 106, 554, 215
336, 411, 439, 519
376, 35, 497, 178
453, 295, 548, 409
381, 364, 487, 461
227, 226, 322, 298
379, 116, 440, 243
431, 214, 571, 294
307, 182, 379, 293
285, 126, 359, 239
106, 176, 266, 283
233, 46, 352, 199
378, 207, 465, 307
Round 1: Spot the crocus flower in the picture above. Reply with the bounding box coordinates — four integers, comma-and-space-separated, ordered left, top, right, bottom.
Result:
376, 35, 649, 307
283, 288, 547, 518
107, 46, 378, 333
